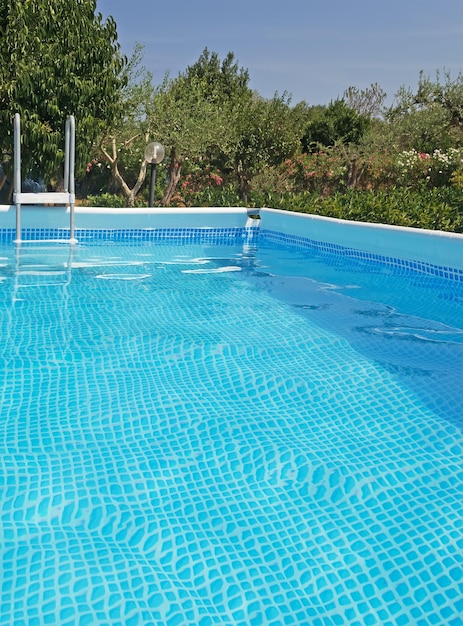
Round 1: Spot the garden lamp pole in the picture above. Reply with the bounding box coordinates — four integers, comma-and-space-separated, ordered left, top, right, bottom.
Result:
149, 162, 156, 207
144, 142, 165, 207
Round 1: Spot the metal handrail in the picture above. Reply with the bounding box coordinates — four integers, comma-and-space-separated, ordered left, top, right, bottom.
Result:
13, 113, 77, 243
13, 113, 21, 240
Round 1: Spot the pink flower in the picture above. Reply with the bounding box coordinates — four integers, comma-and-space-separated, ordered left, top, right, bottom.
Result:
210, 173, 223, 186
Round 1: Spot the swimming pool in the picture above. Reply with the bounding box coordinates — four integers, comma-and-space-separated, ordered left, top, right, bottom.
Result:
0, 210, 462, 626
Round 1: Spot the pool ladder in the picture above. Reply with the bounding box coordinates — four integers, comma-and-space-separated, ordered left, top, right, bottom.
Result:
13, 113, 77, 244
12, 245, 74, 296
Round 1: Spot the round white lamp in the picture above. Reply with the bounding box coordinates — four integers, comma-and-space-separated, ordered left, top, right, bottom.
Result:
144, 142, 165, 206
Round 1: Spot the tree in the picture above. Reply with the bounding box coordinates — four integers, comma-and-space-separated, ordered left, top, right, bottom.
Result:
0, 0, 125, 187
149, 76, 230, 205
184, 48, 250, 104
97, 44, 156, 206
384, 70, 463, 153
302, 100, 371, 153
148, 49, 251, 205
343, 83, 387, 118
230, 93, 306, 201
415, 70, 463, 132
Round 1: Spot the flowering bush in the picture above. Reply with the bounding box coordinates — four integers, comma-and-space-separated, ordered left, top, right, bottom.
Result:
85, 156, 107, 173
396, 148, 463, 187
352, 150, 399, 189
81, 154, 113, 197
181, 165, 224, 202
282, 151, 348, 195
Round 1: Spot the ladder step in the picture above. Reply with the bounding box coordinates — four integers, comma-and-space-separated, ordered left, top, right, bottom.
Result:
16, 239, 78, 244
18, 270, 67, 276
13, 192, 74, 204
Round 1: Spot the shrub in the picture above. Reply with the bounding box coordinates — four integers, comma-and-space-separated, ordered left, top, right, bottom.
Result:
81, 193, 146, 208
282, 151, 348, 195
450, 168, 463, 189
182, 184, 245, 207
396, 148, 463, 188
276, 188, 463, 232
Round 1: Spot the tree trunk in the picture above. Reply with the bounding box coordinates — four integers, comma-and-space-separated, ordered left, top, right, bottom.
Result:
346, 158, 366, 189
55, 170, 65, 192
161, 148, 182, 206
0, 173, 8, 192
0, 173, 13, 203
100, 136, 148, 207
236, 162, 249, 203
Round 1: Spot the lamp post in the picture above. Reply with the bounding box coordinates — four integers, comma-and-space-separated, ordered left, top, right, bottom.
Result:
144, 142, 165, 207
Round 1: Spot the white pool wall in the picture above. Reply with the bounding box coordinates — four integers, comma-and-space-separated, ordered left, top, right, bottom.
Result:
259, 208, 463, 271
0, 205, 249, 229
0, 204, 462, 271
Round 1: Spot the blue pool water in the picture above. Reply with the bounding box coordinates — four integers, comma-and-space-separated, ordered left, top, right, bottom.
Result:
1, 237, 462, 626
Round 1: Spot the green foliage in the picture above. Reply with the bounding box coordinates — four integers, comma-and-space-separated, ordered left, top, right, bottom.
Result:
281, 151, 348, 194
396, 148, 463, 188
278, 187, 463, 232
184, 184, 246, 208
230, 93, 306, 200
181, 164, 224, 199
143, 48, 307, 204
1, 11, 461, 233
343, 83, 387, 118
0, 0, 126, 182
95, 43, 157, 206
342, 145, 399, 190
148, 49, 253, 205
386, 101, 454, 153
450, 168, 463, 189
302, 100, 371, 152
185, 48, 250, 103
256, 144, 400, 196
80, 49, 463, 233
386, 71, 463, 152
415, 70, 463, 132
152, 73, 232, 162
172, 179, 463, 232
82, 193, 128, 207
81, 192, 146, 208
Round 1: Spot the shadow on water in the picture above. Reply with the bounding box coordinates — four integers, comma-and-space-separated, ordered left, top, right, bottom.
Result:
234, 244, 463, 431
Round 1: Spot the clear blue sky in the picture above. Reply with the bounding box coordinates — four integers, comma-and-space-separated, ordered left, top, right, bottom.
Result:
96, 0, 463, 106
